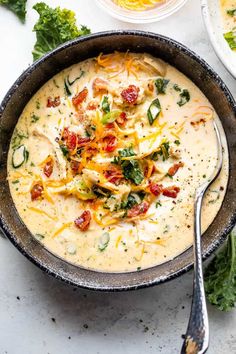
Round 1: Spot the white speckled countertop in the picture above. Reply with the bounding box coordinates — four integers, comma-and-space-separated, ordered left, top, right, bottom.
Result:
0, 0, 235, 353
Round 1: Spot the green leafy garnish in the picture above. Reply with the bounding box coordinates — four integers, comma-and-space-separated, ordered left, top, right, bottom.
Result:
177, 89, 190, 107
224, 29, 236, 50
173, 84, 181, 92
151, 141, 170, 161
60, 144, 69, 156
101, 95, 110, 113
123, 160, 144, 185
113, 147, 144, 185
147, 98, 162, 125
204, 232, 236, 311
155, 78, 169, 94
32, 2, 91, 61
118, 146, 136, 158
11, 130, 28, 149
227, 9, 236, 16
101, 110, 121, 124
0, 0, 27, 23
174, 139, 180, 145
121, 192, 145, 210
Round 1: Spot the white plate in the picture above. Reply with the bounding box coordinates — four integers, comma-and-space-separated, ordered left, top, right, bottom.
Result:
201, 0, 236, 78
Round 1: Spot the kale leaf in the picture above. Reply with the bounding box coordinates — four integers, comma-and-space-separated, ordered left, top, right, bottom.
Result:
204, 232, 236, 311
0, 0, 27, 23
32, 2, 91, 61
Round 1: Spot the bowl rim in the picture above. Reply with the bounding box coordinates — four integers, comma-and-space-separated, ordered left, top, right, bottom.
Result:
1, 30, 236, 291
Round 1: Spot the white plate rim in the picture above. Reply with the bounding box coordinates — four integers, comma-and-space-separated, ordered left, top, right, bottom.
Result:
201, 0, 236, 79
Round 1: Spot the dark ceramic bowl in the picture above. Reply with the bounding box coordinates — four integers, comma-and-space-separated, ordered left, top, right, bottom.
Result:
0, 31, 235, 291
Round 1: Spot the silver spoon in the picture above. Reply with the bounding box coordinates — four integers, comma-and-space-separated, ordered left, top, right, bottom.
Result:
181, 120, 223, 354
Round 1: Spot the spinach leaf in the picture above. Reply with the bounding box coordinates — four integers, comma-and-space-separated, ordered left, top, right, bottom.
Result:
114, 147, 144, 185
155, 78, 169, 94
122, 159, 144, 185
118, 146, 136, 158
121, 192, 146, 210
151, 141, 170, 161
32, 2, 91, 61
177, 89, 190, 107
227, 9, 236, 16
147, 98, 162, 125
0, 0, 27, 23
204, 232, 236, 311
101, 96, 110, 113
224, 30, 236, 50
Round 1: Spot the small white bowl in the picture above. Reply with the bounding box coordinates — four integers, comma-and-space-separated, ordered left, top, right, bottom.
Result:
201, 0, 236, 78
96, 0, 188, 23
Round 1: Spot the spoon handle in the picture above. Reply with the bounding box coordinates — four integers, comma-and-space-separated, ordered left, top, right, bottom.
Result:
181, 189, 209, 354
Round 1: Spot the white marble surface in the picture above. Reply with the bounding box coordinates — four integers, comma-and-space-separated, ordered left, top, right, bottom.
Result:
0, 0, 235, 353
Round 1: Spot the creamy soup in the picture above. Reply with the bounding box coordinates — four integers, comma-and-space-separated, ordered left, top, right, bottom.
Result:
7, 52, 228, 272
220, 0, 236, 51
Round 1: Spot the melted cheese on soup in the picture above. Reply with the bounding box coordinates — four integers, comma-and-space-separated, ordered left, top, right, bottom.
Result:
7, 52, 228, 272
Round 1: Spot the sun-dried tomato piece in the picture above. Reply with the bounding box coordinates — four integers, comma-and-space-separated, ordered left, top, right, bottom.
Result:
162, 186, 180, 198
127, 201, 149, 218
66, 131, 77, 151
103, 135, 117, 153
72, 88, 88, 106
43, 158, 54, 178
149, 183, 163, 196
121, 85, 140, 105
74, 210, 91, 231
106, 123, 115, 130
116, 112, 127, 126
47, 96, 61, 108
104, 166, 123, 185
168, 162, 184, 177
77, 136, 90, 147
31, 182, 44, 201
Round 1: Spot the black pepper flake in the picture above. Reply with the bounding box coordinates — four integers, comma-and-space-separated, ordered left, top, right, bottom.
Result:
51, 318, 56, 323
220, 186, 224, 191
83, 324, 88, 329
16, 296, 20, 300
